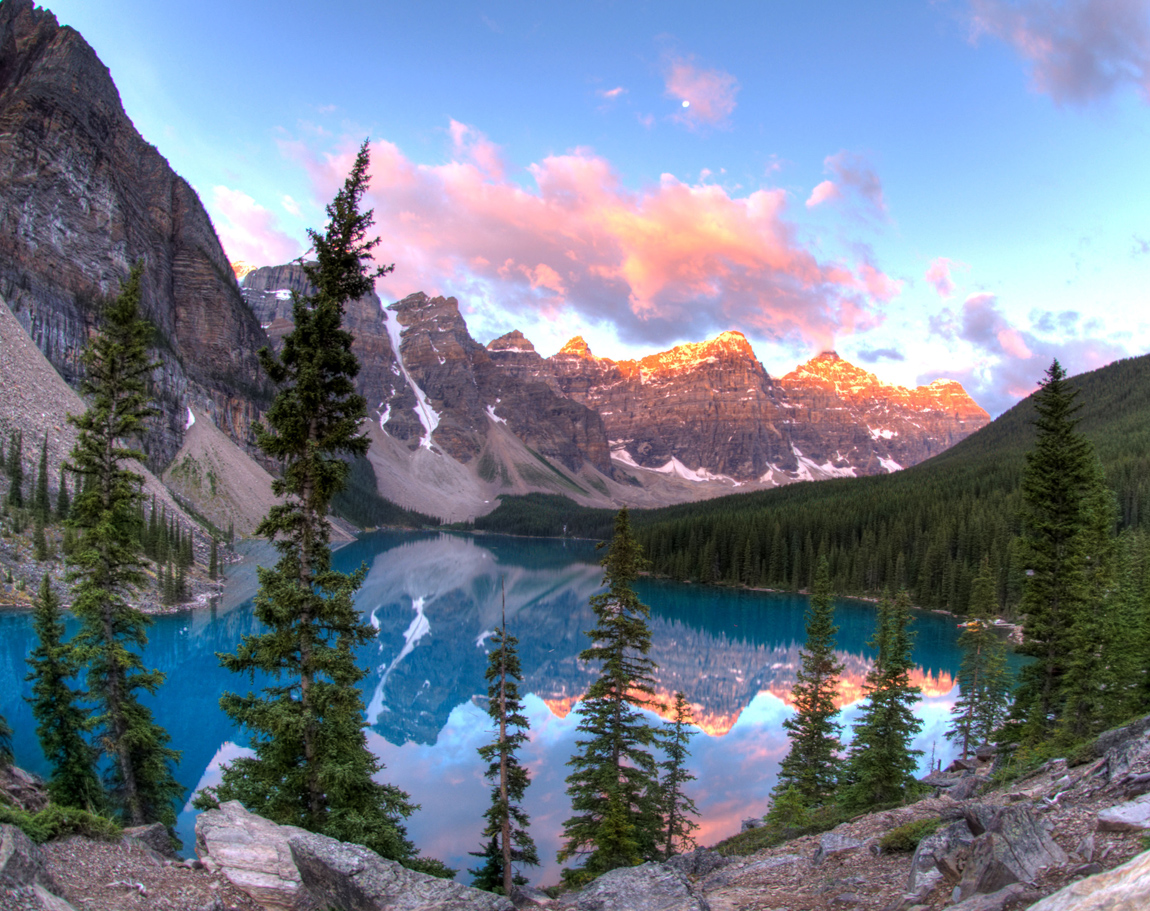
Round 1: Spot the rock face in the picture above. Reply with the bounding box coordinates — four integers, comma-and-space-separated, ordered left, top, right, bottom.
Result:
0, 0, 269, 468
554, 861, 709, 911
1096, 795, 1150, 833
488, 333, 989, 484
288, 830, 513, 911
1027, 847, 1150, 911
955, 804, 1068, 901
0, 824, 58, 892
195, 801, 317, 911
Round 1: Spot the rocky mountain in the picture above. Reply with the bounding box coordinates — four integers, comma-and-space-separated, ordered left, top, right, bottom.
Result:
0, 0, 269, 468
488, 330, 990, 484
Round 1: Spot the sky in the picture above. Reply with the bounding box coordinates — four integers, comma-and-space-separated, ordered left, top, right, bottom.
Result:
39, 0, 1150, 415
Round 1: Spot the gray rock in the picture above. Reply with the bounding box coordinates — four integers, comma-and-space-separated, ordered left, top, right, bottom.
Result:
949, 776, 984, 801
664, 848, 730, 881
813, 833, 864, 866
946, 883, 1028, 911
698, 853, 800, 891
1122, 772, 1150, 798
909, 819, 973, 891
832, 893, 861, 905
0, 824, 57, 893
1104, 733, 1150, 785
123, 821, 179, 859
956, 804, 1067, 901
1097, 794, 1150, 832
559, 862, 708, 911
195, 801, 317, 911
1074, 833, 1095, 863
509, 884, 556, 908
289, 830, 513, 911
1027, 846, 1150, 910
740, 817, 763, 831
0, 883, 79, 911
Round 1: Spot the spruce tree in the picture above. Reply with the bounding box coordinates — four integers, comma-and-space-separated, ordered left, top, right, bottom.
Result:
559, 508, 663, 883
840, 590, 923, 811
205, 142, 421, 867
26, 575, 104, 810
35, 435, 50, 519
0, 713, 11, 769
6, 430, 23, 508
773, 556, 844, 807
209, 537, 219, 580
657, 692, 699, 859
1006, 360, 1097, 749
66, 264, 182, 826
56, 466, 70, 520
472, 588, 538, 894
946, 557, 1011, 759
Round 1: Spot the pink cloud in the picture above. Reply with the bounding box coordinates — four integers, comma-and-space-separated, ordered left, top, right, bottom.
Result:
925, 256, 964, 298
598, 86, 627, 100
806, 180, 840, 208
290, 126, 901, 353
822, 151, 888, 220
663, 57, 740, 128
209, 186, 303, 268
969, 0, 1150, 104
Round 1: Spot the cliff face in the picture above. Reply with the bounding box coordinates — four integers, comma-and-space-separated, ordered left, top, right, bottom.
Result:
489, 332, 990, 483
0, 0, 269, 467
240, 268, 613, 475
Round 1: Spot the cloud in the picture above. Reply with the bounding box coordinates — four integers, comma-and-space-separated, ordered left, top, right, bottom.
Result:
925, 256, 964, 298
927, 292, 1127, 414
210, 186, 303, 267
856, 346, 906, 363
663, 57, 740, 129
597, 86, 627, 100
289, 125, 904, 353
806, 152, 889, 221
969, 0, 1150, 104
281, 194, 302, 217
1134, 235, 1150, 255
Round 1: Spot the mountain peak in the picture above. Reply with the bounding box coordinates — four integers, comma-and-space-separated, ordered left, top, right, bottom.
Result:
487, 330, 537, 354
559, 336, 594, 358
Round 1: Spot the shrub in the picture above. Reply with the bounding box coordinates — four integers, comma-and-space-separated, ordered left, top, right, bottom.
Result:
879, 817, 943, 854
0, 803, 122, 843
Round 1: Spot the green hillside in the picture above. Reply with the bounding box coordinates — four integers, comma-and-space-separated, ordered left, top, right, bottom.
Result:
469, 355, 1150, 612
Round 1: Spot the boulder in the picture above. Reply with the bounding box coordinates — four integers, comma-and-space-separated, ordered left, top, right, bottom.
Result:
0, 883, 80, 910
949, 776, 984, 801
664, 848, 731, 881
908, 819, 974, 891
1103, 733, 1150, 786
1097, 794, 1150, 832
123, 821, 179, 860
0, 824, 58, 893
698, 853, 800, 891
288, 830, 513, 911
509, 883, 557, 908
557, 862, 708, 911
0, 767, 49, 814
813, 833, 864, 866
195, 801, 317, 911
956, 804, 1067, 901
946, 883, 1029, 911
740, 817, 763, 831
1026, 847, 1150, 910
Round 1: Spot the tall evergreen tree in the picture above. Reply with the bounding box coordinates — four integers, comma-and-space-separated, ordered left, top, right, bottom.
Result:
773, 556, 844, 807
1006, 360, 1097, 749
472, 585, 538, 894
208, 537, 219, 580
26, 576, 104, 810
6, 430, 23, 508
56, 466, 70, 520
840, 590, 923, 811
946, 557, 1011, 759
205, 142, 422, 867
559, 508, 663, 883
0, 713, 11, 769
656, 692, 699, 859
66, 264, 183, 826
35, 435, 50, 519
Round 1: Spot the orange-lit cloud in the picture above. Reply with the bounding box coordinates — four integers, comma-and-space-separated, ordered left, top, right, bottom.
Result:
969, 0, 1150, 105
292, 126, 900, 352
211, 186, 304, 268
663, 57, 740, 128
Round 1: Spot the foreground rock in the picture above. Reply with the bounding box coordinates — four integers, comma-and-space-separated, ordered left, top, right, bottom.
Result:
289, 830, 513, 911
196, 800, 317, 910
956, 803, 1067, 900
1028, 847, 1150, 910
554, 861, 709, 911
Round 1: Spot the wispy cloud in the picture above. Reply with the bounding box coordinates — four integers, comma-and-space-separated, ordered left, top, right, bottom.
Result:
925, 256, 964, 298
968, 0, 1150, 104
597, 86, 627, 100
805, 151, 889, 221
663, 57, 740, 129
857, 347, 906, 363
210, 186, 303, 267
288, 125, 904, 353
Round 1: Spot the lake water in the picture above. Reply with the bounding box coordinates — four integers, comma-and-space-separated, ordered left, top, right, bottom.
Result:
0, 530, 980, 885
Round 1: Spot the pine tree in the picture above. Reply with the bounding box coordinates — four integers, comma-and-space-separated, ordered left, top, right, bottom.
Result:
0, 713, 12, 769
773, 556, 844, 807
656, 692, 699, 858
559, 508, 663, 883
33, 513, 48, 562
472, 584, 539, 893
840, 590, 924, 811
26, 576, 104, 811
6, 430, 23, 508
35, 435, 50, 519
946, 557, 1011, 759
56, 466, 70, 520
204, 142, 423, 868
209, 537, 219, 580
469, 836, 519, 894
1006, 360, 1097, 749
65, 264, 183, 826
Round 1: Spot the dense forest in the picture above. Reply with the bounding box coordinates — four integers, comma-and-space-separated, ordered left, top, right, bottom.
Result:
468, 353, 1150, 613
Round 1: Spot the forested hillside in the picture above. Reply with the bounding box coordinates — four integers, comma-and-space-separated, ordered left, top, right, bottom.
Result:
470, 354, 1150, 612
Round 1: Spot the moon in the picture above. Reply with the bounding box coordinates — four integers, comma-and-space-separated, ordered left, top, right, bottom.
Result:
682, 100, 690, 108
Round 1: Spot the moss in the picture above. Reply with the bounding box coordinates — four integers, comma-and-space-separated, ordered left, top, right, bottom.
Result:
0, 803, 122, 843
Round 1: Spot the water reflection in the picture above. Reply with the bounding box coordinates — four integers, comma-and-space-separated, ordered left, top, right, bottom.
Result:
0, 530, 967, 886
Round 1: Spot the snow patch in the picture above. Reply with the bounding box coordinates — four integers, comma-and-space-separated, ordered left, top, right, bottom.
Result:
185, 407, 195, 430
879, 456, 903, 473
274, 289, 293, 300
383, 307, 441, 450
790, 444, 857, 481
610, 447, 643, 470
379, 404, 390, 433
869, 427, 897, 440
485, 405, 506, 425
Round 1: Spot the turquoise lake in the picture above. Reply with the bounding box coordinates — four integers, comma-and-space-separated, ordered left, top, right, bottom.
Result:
0, 530, 986, 885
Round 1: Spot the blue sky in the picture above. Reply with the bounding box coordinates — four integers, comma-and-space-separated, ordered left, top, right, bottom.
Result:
40, 0, 1150, 414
